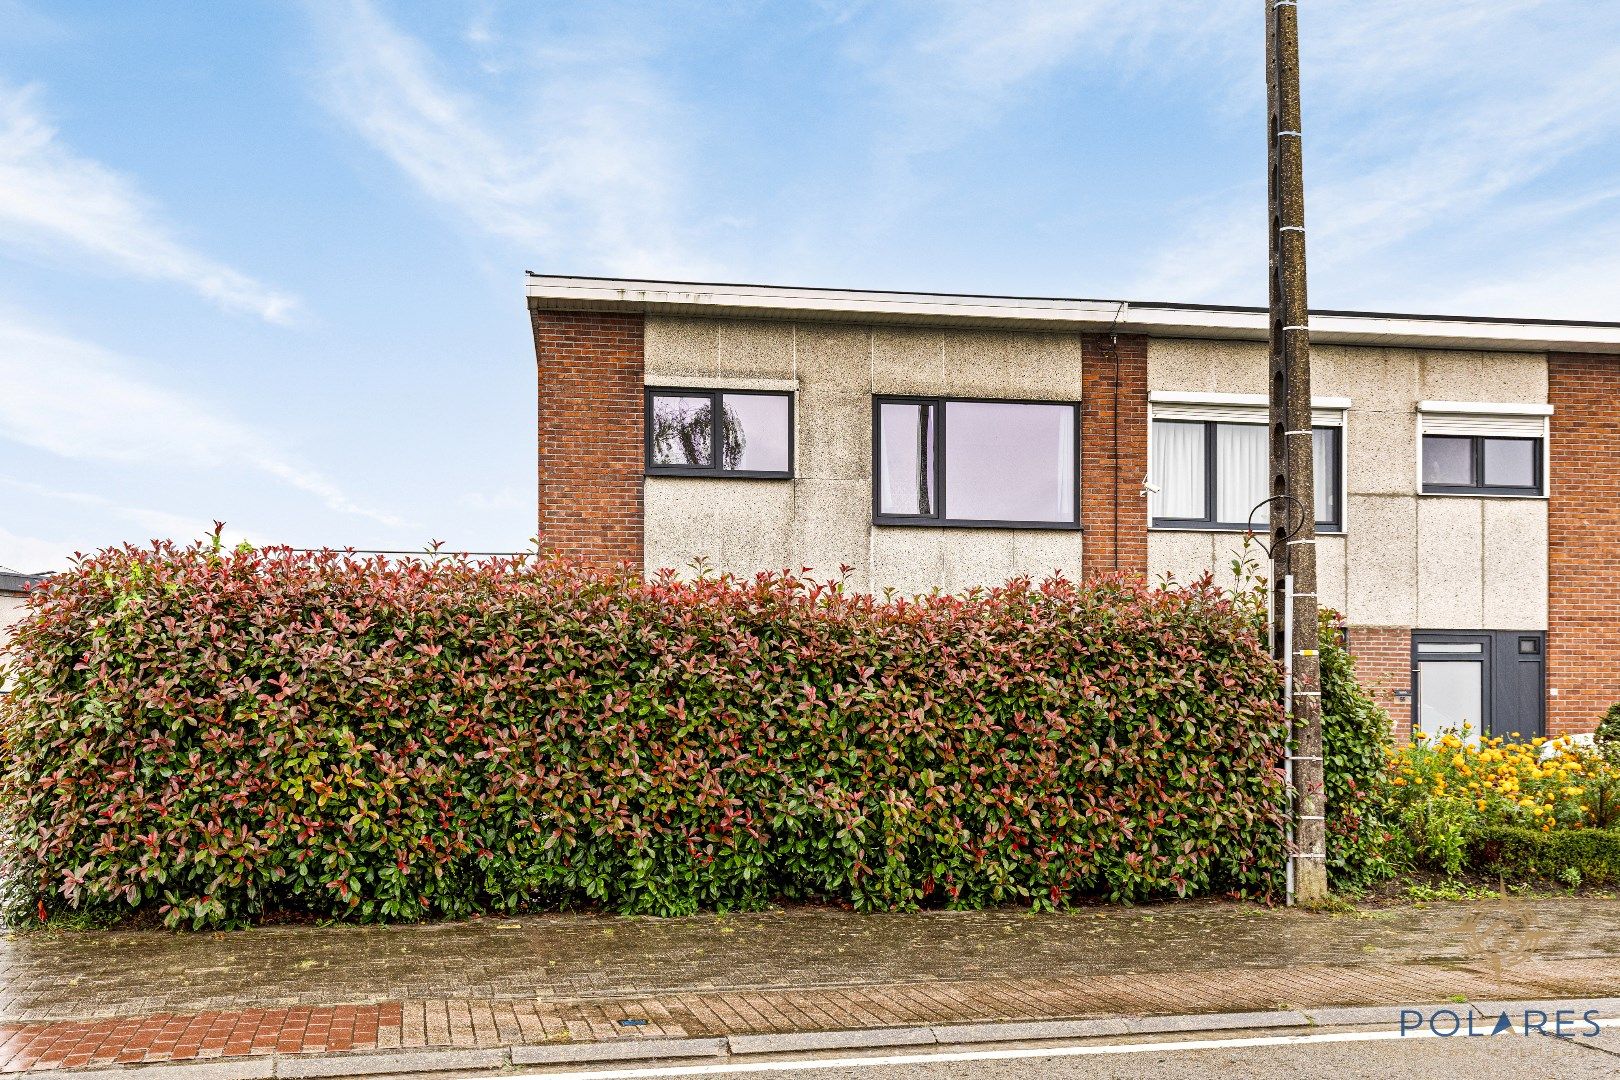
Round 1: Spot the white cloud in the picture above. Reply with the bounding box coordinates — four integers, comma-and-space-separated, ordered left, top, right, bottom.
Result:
305, 0, 705, 276
0, 315, 407, 529
0, 479, 268, 572
1120, 3, 1620, 311
0, 82, 299, 323
860, 1, 1244, 155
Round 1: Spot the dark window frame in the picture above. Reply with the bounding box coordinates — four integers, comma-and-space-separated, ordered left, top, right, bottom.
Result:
644, 387, 795, 479
1410, 630, 1546, 742
1150, 419, 1343, 533
1421, 434, 1543, 497
871, 395, 1083, 531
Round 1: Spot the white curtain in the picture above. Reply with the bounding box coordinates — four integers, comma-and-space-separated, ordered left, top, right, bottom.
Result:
1312, 429, 1336, 523
1215, 423, 1268, 526
1054, 407, 1075, 520
1150, 421, 1205, 520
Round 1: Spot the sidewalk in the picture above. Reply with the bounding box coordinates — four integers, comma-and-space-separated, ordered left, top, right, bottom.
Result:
2, 898, 1617, 1073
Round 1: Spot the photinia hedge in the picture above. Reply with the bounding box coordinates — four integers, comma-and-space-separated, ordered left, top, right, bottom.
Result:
0, 540, 1289, 928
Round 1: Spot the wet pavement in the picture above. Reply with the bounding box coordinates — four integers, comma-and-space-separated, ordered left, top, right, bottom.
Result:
1, 898, 1617, 1071
4, 898, 1617, 1019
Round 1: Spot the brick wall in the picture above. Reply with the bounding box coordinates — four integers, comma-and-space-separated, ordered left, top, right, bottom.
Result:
1547, 352, 1620, 736
531, 309, 646, 567
1080, 333, 1149, 579
1346, 625, 1412, 742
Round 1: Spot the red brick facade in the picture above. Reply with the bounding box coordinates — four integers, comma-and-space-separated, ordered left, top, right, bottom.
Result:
1079, 333, 1149, 579
531, 309, 646, 567
1345, 625, 1413, 741
1547, 352, 1620, 737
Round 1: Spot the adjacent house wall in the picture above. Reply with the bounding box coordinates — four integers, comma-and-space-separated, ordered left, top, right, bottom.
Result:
1144, 337, 1550, 737
532, 309, 646, 566
0, 593, 26, 653
1547, 352, 1620, 737
641, 316, 1149, 593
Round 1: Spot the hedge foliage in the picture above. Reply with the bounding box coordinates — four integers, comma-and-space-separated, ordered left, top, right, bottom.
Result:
1319, 614, 1397, 887
0, 541, 1290, 928
1468, 825, 1620, 887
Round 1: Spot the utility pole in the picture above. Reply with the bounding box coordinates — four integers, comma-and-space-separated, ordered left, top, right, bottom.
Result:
1266, 0, 1328, 901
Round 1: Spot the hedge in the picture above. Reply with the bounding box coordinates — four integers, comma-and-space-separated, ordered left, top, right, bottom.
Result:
1468, 825, 1620, 886
0, 541, 1290, 928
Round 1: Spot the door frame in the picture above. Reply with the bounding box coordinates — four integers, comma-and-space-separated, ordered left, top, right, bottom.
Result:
1410, 630, 1546, 742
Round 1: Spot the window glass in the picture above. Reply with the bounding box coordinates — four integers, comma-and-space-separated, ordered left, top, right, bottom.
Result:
1422, 435, 1473, 487
1150, 421, 1206, 520
943, 402, 1075, 522
1482, 437, 1536, 488
1214, 423, 1269, 526
720, 393, 790, 473
649, 394, 712, 467
878, 402, 936, 516
1312, 428, 1338, 526
1150, 418, 1340, 529
1417, 660, 1484, 746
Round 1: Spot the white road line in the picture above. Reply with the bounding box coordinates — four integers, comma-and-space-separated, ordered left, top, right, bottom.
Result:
510, 1016, 1620, 1080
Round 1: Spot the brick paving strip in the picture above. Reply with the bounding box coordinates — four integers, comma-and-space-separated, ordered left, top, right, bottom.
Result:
3, 899, 1618, 1072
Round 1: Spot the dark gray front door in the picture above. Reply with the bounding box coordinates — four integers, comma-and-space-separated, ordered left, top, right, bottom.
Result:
1412, 631, 1545, 743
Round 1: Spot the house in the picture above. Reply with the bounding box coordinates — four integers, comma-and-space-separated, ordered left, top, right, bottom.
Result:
0, 571, 47, 655
526, 273, 1620, 743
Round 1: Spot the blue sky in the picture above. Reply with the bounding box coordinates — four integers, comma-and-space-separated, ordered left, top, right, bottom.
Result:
5, 1, 1620, 572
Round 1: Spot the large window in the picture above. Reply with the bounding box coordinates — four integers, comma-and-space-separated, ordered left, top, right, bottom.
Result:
1421, 435, 1542, 495
1150, 420, 1341, 531
645, 388, 792, 478
873, 396, 1080, 528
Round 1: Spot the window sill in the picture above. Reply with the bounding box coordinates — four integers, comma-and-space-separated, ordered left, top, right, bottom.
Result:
1149, 524, 1346, 536
645, 470, 794, 480
873, 518, 1083, 532
1417, 490, 1547, 500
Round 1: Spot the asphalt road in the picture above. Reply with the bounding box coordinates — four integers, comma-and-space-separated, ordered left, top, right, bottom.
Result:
512, 1025, 1620, 1080
769, 1036, 1619, 1079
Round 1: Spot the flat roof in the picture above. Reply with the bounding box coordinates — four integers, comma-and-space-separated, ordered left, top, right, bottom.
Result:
525, 273, 1620, 353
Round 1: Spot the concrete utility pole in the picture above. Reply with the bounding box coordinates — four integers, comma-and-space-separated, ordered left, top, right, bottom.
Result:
1266, 0, 1328, 901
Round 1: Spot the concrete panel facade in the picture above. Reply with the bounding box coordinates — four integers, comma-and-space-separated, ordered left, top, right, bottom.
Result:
643, 316, 1097, 593
1144, 338, 1550, 635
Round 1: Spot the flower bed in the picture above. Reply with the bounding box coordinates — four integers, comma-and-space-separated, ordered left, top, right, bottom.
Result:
1386, 731, 1620, 880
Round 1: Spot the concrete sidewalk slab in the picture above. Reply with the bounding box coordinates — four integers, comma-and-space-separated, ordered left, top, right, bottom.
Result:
727, 1026, 937, 1055
510, 1037, 727, 1065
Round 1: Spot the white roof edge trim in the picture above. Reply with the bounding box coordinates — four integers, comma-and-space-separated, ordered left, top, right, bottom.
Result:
524, 275, 1620, 351
1149, 391, 1351, 409
1417, 401, 1554, 416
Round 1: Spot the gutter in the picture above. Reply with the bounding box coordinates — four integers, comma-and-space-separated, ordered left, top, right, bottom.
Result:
524, 274, 1620, 354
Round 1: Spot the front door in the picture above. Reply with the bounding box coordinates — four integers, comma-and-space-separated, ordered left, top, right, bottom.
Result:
1412, 631, 1545, 743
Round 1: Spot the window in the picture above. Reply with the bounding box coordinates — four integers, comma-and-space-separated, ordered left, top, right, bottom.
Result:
873, 396, 1079, 528
1420, 435, 1542, 495
1149, 420, 1342, 531
1417, 402, 1550, 497
645, 388, 792, 478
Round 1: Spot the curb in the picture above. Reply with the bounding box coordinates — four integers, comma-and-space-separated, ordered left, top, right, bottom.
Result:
28, 997, 1620, 1077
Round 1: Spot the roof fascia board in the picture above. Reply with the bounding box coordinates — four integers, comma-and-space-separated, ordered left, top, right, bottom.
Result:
525, 275, 1620, 353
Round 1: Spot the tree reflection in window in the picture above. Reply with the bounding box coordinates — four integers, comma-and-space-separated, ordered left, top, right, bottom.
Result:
649, 394, 747, 469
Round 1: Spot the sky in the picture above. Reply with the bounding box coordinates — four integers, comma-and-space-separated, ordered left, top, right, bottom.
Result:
5, 1, 1620, 572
